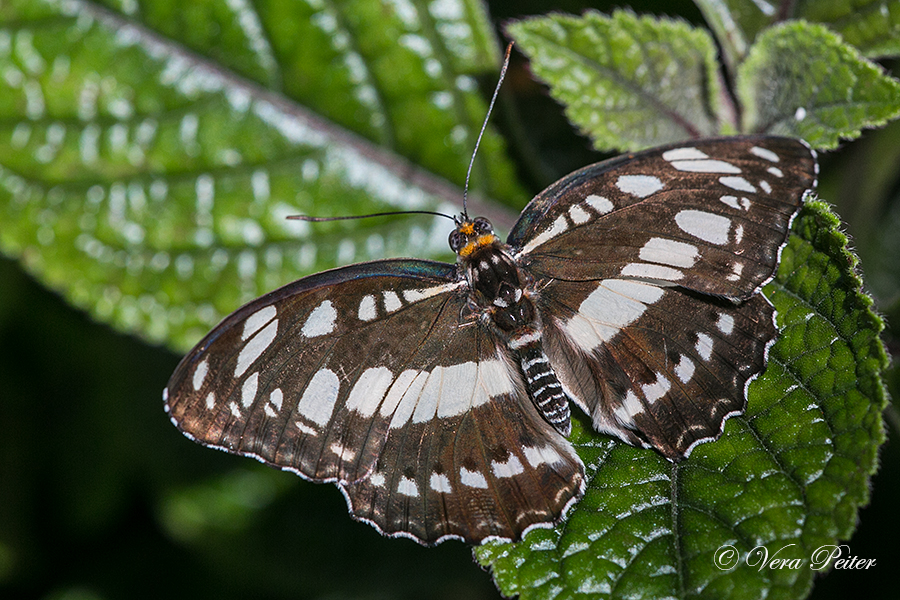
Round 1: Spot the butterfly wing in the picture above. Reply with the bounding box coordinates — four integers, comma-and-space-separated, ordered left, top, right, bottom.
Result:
165, 259, 583, 544
510, 136, 817, 300
509, 136, 817, 458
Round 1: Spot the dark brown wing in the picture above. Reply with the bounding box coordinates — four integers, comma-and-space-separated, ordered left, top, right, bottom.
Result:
508, 137, 817, 458
165, 259, 583, 544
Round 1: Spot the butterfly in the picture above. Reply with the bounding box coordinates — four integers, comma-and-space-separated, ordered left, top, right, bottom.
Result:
164, 135, 817, 545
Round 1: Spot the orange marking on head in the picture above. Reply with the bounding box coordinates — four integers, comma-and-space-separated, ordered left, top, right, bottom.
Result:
459, 222, 475, 235
476, 234, 496, 246
458, 234, 498, 257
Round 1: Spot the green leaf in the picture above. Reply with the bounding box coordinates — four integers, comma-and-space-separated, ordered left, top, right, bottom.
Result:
476, 201, 888, 600
0, 0, 523, 351
798, 0, 900, 58
737, 21, 900, 148
506, 10, 726, 153
695, 0, 900, 69
693, 0, 780, 73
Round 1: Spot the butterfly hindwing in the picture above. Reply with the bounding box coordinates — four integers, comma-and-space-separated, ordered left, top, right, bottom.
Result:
165, 259, 583, 544
538, 278, 775, 457
510, 136, 817, 300
342, 360, 584, 544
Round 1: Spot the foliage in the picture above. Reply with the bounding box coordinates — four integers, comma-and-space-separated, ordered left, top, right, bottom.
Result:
0, 1, 896, 599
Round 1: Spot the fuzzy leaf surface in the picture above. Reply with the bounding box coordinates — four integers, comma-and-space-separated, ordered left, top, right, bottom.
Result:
476, 201, 888, 600
507, 10, 725, 153
0, 0, 522, 351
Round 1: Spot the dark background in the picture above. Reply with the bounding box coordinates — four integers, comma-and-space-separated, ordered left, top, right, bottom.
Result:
2, 1, 898, 598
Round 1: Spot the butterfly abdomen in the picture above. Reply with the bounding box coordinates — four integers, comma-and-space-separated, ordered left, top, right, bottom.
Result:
463, 241, 572, 436
517, 344, 571, 436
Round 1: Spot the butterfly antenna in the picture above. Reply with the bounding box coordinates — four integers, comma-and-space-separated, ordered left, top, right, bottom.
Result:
288, 210, 456, 223
462, 42, 514, 220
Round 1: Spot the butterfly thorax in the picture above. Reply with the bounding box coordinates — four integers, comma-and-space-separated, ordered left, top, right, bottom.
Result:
450, 217, 572, 435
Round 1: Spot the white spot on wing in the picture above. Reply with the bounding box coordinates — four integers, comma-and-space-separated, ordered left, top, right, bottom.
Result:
241, 371, 259, 407
717, 313, 735, 335
726, 262, 744, 282
523, 444, 563, 467
379, 370, 418, 416
720, 176, 756, 193
675, 210, 732, 245
430, 472, 452, 493
295, 421, 317, 435
614, 390, 643, 425
358, 295, 376, 321
585, 194, 613, 214
616, 175, 664, 198
695, 333, 714, 361
269, 388, 283, 411
620, 263, 683, 281
767, 166, 784, 178
242, 305, 276, 340
460, 467, 488, 489
675, 355, 695, 384
563, 279, 664, 350
235, 319, 278, 377
401, 282, 461, 303
639, 237, 699, 268
670, 158, 740, 174
302, 300, 336, 337
368, 472, 385, 487
230, 401, 242, 419
491, 455, 524, 478
297, 368, 340, 426
642, 373, 671, 403
412, 368, 442, 424
397, 476, 419, 497
521, 214, 568, 253
435, 362, 477, 417
568, 204, 590, 224
383, 291, 402, 313
720, 195, 740, 210
193, 360, 209, 391
387, 371, 429, 429
345, 367, 393, 417
662, 147, 708, 161
205, 391, 215, 409
750, 146, 780, 162
760, 180, 772, 194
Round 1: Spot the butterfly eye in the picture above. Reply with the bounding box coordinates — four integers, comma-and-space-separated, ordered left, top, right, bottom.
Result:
448, 230, 463, 252
474, 217, 493, 235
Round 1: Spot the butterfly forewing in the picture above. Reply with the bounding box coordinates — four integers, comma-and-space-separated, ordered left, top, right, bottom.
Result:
165, 258, 584, 544
510, 137, 817, 300
166, 259, 461, 482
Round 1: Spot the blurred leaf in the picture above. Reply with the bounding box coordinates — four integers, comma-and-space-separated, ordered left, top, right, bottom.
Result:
798, 0, 900, 58
159, 467, 292, 543
507, 10, 726, 153
693, 0, 780, 72
476, 201, 888, 599
695, 0, 900, 72
737, 21, 900, 147
0, 0, 523, 351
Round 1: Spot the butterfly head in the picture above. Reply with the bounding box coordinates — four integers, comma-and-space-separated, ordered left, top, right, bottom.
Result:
449, 216, 498, 259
